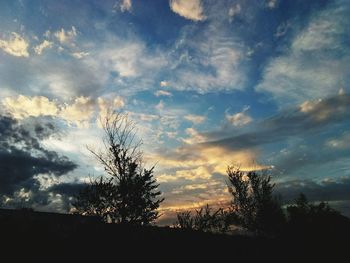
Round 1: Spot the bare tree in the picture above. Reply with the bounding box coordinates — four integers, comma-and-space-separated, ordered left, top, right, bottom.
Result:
74, 112, 164, 225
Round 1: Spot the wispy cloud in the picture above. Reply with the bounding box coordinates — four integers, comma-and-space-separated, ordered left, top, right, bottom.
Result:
54, 26, 77, 45
225, 106, 252, 127
155, 90, 173, 97
205, 94, 350, 151
256, 1, 350, 105
184, 114, 205, 125
34, 40, 53, 55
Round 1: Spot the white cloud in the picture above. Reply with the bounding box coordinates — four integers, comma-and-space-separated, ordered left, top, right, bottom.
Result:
97, 96, 125, 123
267, 0, 278, 9
34, 40, 53, 55
54, 26, 77, 44
2, 95, 124, 128
120, 0, 132, 12
59, 96, 96, 128
299, 99, 322, 113
2, 95, 58, 119
225, 106, 252, 127
274, 21, 291, 38
228, 4, 241, 21
181, 127, 206, 144
160, 81, 169, 87
256, 2, 350, 105
155, 100, 165, 111
71, 51, 89, 59
292, 19, 342, 51
0, 32, 29, 57
171, 29, 245, 93
88, 40, 167, 80
327, 133, 350, 149
154, 90, 172, 97
184, 114, 205, 124
339, 87, 345, 95
169, 0, 205, 21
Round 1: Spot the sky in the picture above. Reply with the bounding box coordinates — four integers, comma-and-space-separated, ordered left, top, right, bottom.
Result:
0, 0, 350, 224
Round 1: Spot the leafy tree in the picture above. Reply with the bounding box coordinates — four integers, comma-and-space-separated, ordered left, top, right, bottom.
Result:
73, 112, 164, 225
286, 193, 348, 236
226, 166, 285, 236
73, 177, 116, 222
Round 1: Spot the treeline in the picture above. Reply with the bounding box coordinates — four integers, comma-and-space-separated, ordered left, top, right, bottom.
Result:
72, 112, 349, 238
174, 169, 348, 238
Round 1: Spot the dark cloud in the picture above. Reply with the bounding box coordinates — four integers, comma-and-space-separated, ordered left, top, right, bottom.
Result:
204, 94, 350, 150
49, 182, 85, 197
0, 115, 77, 206
270, 142, 350, 176
276, 177, 350, 204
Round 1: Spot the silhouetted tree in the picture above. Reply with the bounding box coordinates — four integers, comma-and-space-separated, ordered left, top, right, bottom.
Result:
73, 112, 164, 225
175, 211, 194, 230
175, 204, 231, 233
73, 177, 116, 222
226, 166, 285, 236
286, 193, 348, 237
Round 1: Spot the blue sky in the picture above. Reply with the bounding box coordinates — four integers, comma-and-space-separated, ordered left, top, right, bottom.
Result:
0, 0, 350, 223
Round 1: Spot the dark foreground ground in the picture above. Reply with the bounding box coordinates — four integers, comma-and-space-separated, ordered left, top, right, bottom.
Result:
1, 208, 349, 261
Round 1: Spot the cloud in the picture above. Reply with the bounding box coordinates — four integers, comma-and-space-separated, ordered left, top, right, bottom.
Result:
266, 0, 278, 9
97, 96, 125, 122
120, 0, 132, 12
274, 21, 291, 38
155, 100, 165, 111
160, 81, 169, 87
205, 94, 350, 151
0, 48, 106, 99
0, 115, 77, 196
276, 177, 350, 204
184, 114, 205, 125
169, 23, 246, 93
256, 1, 350, 105
225, 106, 252, 127
149, 142, 266, 185
169, 0, 205, 21
181, 127, 206, 145
326, 133, 350, 149
34, 40, 53, 55
228, 4, 241, 21
158, 166, 212, 183
71, 51, 89, 59
0, 32, 29, 57
83, 37, 167, 91
59, 97, 96, 127
2, 95, 125, 127
54, 27, 77, 45
2, 95, 59, 119
154, 90, 173, 97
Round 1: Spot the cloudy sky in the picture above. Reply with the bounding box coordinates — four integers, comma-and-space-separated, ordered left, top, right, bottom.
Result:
1, 0, 350, 223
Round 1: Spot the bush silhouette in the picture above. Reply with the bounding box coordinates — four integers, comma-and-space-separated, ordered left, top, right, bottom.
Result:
73, 112, 163, 225
175, 204, 231, 233
285, 193, 349, 237
226, 166, 285, 236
